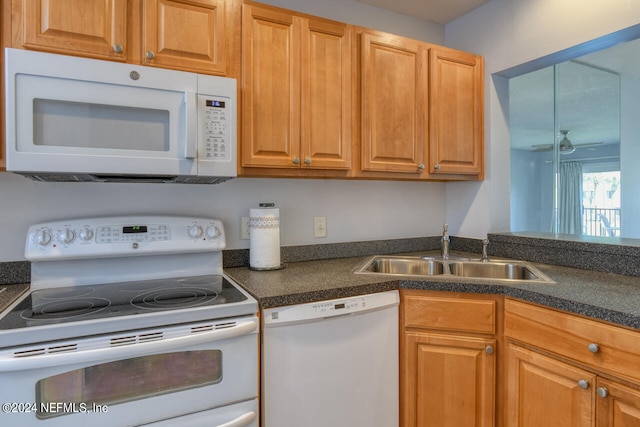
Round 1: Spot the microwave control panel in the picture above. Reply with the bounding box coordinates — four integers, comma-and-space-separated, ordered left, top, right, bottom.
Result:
200, 96, 230, 161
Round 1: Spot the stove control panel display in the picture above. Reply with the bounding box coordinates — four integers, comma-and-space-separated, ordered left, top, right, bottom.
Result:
25, 216, 226, 261
97, 224, 169, 243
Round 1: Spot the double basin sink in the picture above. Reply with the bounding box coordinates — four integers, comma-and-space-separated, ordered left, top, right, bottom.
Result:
356, 255, 554, 284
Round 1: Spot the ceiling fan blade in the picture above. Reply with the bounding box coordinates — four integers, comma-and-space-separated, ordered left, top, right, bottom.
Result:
530, 141, 604, 152
574, 142, 604, 148
530, 144, 553, 152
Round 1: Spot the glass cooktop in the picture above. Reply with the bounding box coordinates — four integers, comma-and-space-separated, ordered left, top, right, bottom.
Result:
0, 275, 248, 331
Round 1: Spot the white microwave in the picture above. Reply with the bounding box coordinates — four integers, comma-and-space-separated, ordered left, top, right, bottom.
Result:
4, 48, 237, 184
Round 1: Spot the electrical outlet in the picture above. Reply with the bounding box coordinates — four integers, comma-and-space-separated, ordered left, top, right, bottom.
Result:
241, 217, 250, 240
313, 216, 327, 238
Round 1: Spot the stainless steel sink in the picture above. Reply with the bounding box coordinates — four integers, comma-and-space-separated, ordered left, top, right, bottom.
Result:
358, 256, 445, 276
356, 256, 554, 283
448, 260, 550, 281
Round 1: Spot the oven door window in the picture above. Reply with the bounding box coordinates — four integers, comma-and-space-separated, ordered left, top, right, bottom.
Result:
35, 350, 222, 419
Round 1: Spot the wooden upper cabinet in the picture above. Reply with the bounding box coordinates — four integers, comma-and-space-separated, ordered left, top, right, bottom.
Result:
143, 0, 227, 74
21, 0, 128, 60
241, 3, 352, 171
360, 31, 428, 174
301, 18, 352, 170
429, 46, 484, 176
14, 0, 233, 75
241, 5, 300, 168
358, 31, 483, 180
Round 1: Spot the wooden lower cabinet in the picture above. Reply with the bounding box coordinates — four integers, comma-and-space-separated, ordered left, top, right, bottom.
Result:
401, 290, 499, 427
505, 299, 640, 427
401, 295, 640, 427
404, 332, 496, 426
597, 379, 640, 426
506, 343, 595, 426
507, 343, 640, 427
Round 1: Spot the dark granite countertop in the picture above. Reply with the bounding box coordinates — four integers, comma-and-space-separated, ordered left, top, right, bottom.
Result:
225, 250, 640, 330
3, 236, 640, 331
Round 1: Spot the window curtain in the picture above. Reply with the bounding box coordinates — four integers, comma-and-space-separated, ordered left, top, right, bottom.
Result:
558, 161, 583, 234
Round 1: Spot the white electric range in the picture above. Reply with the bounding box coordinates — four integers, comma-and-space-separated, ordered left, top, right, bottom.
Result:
0, 216, 258, 427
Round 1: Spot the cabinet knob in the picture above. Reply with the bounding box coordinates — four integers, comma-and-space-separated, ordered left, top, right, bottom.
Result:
597, 387, 609, 398
418, 164, 425, 170
587, 343, 600, 353
434, 164, 441, 170
292, 157, 300, 165
113, 43, 124, 53
304, 157, 312, 165
485, 345, 494, 355
578, 379, 590, 390
146, 50, 156, 60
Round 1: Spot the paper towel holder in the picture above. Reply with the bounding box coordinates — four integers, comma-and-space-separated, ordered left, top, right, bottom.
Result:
248, 202, 286, 271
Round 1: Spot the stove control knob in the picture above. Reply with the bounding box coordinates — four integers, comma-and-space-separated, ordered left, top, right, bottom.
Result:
58, 227, 75, 244
188, 224, 203, 239
206, 225, 221, 239
79, 228, 94, 242
35, 230, 52, 247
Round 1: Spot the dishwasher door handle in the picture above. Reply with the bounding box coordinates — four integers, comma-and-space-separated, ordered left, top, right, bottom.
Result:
216, 411, 257, 427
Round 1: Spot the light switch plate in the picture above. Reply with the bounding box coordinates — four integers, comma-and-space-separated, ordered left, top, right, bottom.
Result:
313, 216, 327, 238
241, 217, 250, 240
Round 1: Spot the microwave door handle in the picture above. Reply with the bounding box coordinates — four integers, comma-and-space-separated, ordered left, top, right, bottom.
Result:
184, 91, 197, 159
0, 318, 258, 372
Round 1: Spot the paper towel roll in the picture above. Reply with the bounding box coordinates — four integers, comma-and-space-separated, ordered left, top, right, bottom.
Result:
249, 205, 282, 270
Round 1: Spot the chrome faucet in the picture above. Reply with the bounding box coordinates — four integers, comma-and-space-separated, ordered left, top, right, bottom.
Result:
441, 224, 450, 260
481, 238, 490, 261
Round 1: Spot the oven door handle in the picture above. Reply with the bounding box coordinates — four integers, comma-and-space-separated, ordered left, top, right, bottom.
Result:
0, 318, 258, 372
216, 411, 257, 427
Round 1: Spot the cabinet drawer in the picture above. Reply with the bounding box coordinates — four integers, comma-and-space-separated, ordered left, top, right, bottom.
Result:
404, 294, 496, 334
505, 298, 640, 382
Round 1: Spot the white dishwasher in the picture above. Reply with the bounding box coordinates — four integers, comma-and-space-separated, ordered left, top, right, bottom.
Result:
262, 290, 399, 427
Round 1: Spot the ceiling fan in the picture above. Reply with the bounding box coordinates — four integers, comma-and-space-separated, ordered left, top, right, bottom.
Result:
530, 130, 603, 154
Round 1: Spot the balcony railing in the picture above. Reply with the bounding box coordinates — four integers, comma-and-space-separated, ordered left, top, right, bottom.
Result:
583, 207, 621, 237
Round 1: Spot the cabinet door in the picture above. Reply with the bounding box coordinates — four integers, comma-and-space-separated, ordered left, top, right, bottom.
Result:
1, 0, 6, 169
360, 32, 428, 174
506, 343, 595, 426
143, 0, 227, 74
241, 4, 301, 168
429, 47, 483, 176
300, 18, 352, 170
21, 0, 127, 60
596, 379, 640, 426
403, 332, 495, 427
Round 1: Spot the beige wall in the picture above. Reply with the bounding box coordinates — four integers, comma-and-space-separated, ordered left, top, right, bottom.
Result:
443, 0, 640, 238
0, 0, 447, 262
